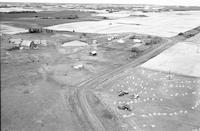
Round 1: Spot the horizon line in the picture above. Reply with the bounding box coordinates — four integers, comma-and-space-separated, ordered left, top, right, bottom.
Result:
0, 1, 199, 7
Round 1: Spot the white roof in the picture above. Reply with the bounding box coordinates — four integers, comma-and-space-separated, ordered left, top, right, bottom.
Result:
90, 51, 97, 54
21, 40, 32, 46
117, 39, 125, 43
33, 40, 41, 45
73, 64, 83, 69
40, 40, 47, 46
108, 38, 112, 41
62, 40, 88, 47
93, 40, 97, 44
133, 39, 142, 43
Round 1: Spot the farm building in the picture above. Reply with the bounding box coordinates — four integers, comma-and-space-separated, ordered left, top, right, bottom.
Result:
117, 39, 125, 43
73, 64, 84, 70
21, 40, 38, 49
33, 40, 47, 46
92, 40, 97, 44
9, 38, 22, 46
89, 51, 97, 56
40, 40, 47, 46
33, 40, 41, 45
133, 39, 142, 43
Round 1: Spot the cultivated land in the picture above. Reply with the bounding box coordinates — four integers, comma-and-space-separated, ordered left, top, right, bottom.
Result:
1, 3, 200, 131
141, 41, 200, 77
46, 11, 200, 37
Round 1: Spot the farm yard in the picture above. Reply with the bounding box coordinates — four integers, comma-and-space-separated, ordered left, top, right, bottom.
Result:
1, 27, 169, 130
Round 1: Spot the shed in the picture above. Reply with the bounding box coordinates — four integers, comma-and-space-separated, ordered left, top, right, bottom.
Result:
21, 40, 38, 49
89, 51, 97, 56
117, 39, 125, 43
133, 39, 142, 43
73, 64, 84, 70
33, 40, 41, 45
108, 37, 112, 41
33, 40, 47, 46
92, 40, 97, 44
21, 40, 32, 47
40, 40, 47, 46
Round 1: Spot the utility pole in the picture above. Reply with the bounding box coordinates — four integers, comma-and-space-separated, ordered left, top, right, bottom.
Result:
197, 44, 200, 54
168, 70, 172, 80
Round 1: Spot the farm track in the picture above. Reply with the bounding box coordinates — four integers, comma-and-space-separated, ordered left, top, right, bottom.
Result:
68, 36, 185, 131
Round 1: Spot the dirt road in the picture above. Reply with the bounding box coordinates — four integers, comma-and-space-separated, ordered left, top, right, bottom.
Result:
69, 36, 185, 131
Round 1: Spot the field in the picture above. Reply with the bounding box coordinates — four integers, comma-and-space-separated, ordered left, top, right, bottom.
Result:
95, 67, 200, 131
0, 10, 104, 29
46, 11, 200, 37
1, 3, 200, 131
141, 41, 200, 77
0, 24, 28, 35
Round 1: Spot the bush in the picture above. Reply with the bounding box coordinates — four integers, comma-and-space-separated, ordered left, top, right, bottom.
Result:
184, 30, 198, 38
103, 17, 108, 19
144, 39, 152, 45
178, 32, 184, 36
151, 37, 162, 44
29, 27, 42, 33
67, 14, 79, 19
131, 47, 140, 54
147, 35, 152, 38
82, 33, 87, 37
145, 37, 162, 45
129, 35, 136, 39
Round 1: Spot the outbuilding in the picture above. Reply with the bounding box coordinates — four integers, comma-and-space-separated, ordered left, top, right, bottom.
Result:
9, 38, 22, 46
73, 64, 84, 70
40, 40, 47, 46
117, 39, 125, 43
92, 40, 97, 44
133, 39, 142, 43
89, 51, 97, 56
21, 40, 38, 49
